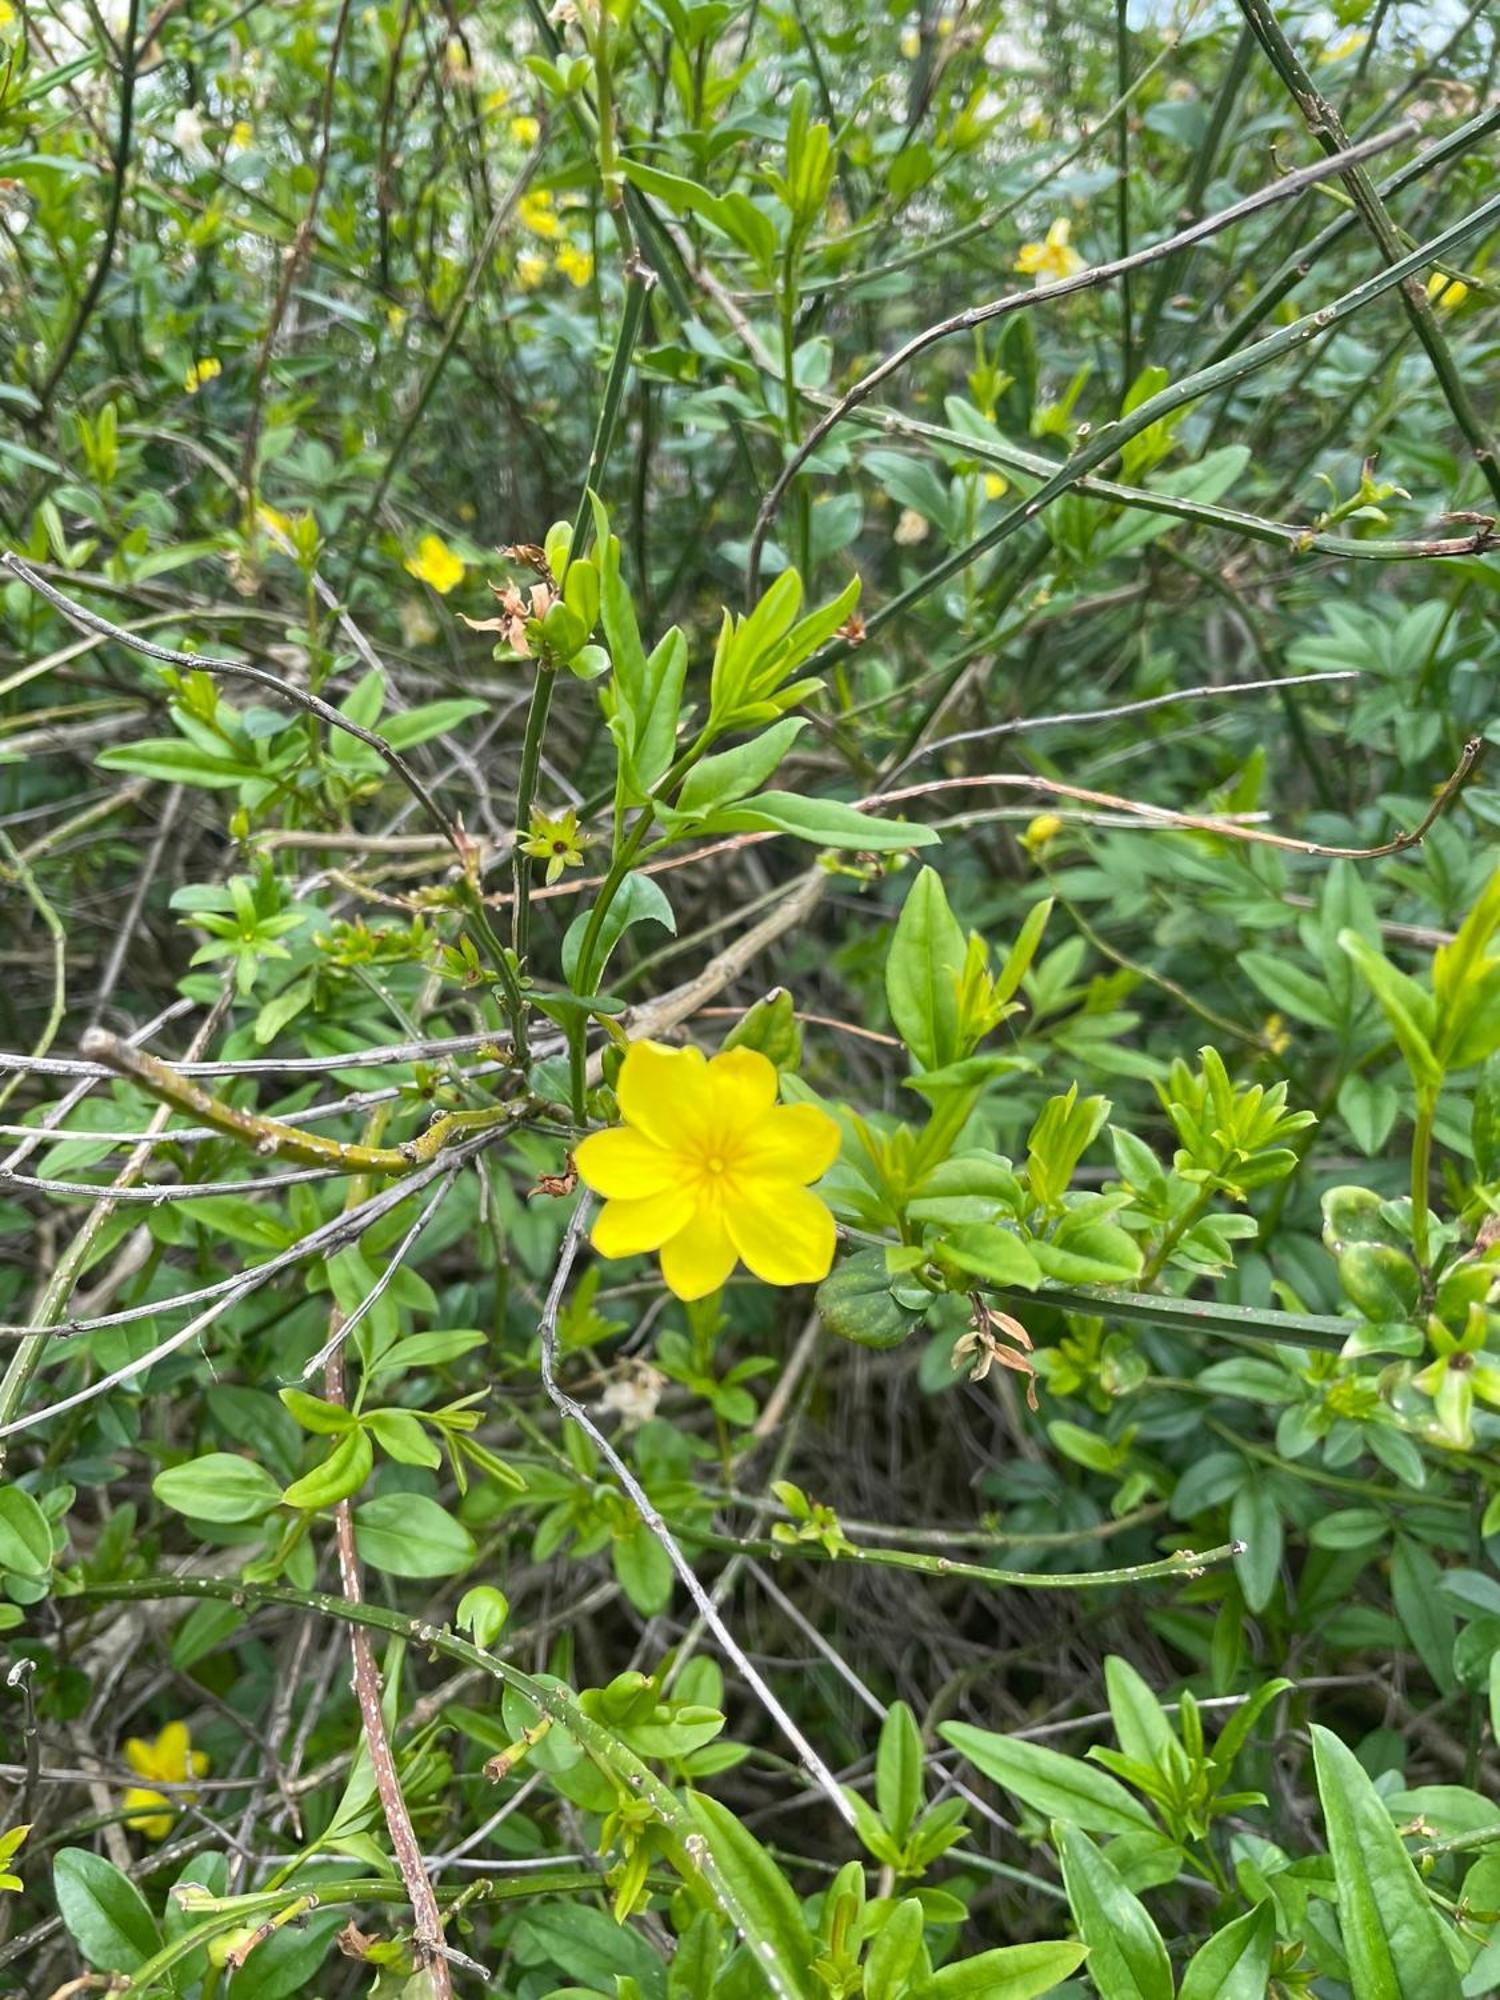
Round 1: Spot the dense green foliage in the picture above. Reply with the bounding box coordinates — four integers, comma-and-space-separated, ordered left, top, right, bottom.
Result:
1, 0, 1500, 1994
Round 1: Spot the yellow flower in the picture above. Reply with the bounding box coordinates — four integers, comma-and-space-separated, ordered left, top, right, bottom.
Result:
519, 189, 560, 239
256, 503, 293, 541
1021, 812, 1064, 855
123, 1722, 208, 1841
521, 805, 588, 886
1014, 218, 1086, 285
404, 533, 465, 595
899, 24, 920, 57
575, 1041, 840, 1302
1426, 272, 1470, 310
0, 3, 17, 29
510, 114, 541, 146
228, 121, 253, 151
517, 252, 548, 291
1319, 29, 1367, 61
183, 356, 221, 395
556, 242, 594, 288
1263, 1013, 1291, 1056
983, 472, 1009, 499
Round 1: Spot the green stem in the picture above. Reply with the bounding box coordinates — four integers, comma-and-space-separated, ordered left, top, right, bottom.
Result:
1113, 0, 1133, 387
839, 184, 1500, 647
1412, 1089, 1436, 1271
1234, 0, 1500, 505
700, 1531, 1242, 1591
509, 662, 558, 992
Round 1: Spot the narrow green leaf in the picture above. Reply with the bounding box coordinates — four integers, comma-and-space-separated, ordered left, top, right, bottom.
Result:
1311, 1722, 1461, 2000
939, 1724, 1154, 1835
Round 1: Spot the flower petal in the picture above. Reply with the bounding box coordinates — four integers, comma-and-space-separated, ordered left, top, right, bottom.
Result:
617, 1040, 712, 1151
703, 1046, 778, 1131
156, 1721, 193, 1782
574, 1125, 677, 1199
736, 1102, 841, 1184
124, 1737, 157, 1780
124, 1786, 172, 1840
659, 1209, 738, 1301
592, 1185, 698, 1258
726, 1182, 836, 1287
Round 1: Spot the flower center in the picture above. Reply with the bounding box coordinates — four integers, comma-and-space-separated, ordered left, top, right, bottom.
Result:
707, 1154, 725, 1174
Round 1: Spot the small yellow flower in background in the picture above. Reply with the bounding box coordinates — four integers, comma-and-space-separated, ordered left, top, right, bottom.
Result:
0, 2, 20, 30
123, 1722, 208, 1841
404, 533, 465, 595
521, 805, 588, 886
510, 113, 541, 146
983, 471, 1009, 500
1263, 1013, 1291, 1056
256, 503, 293, 541
228, 120, 253, 151
386, 303, 407, 335
556, 242, 594, 288
1426, 271, 1470, 310
1021, 812, 1065, 856
1319, 28, 1367, 62
1015, 218, 1086, 285
517, 251, 548, 291
575, 1041, 841, 1302
183, 356, 221, 395
519, 189, 560, 239
899, 24, 920, 57
0, 1823, 29, 1894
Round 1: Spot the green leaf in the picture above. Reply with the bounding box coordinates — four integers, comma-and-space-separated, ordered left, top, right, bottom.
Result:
379, 698, 486, 750
152, 1453, 284, 1525
916, 1940, 1089, 1997
939, 1225, 1044, 1289
96, 739, 254, 787
353, 1493, 477, 1576
1056, 1824, 1172, 2000
685, 1791, 820, 2000
563, 869, 676, 990
702, 790, 938, 851
1103, 1657, 1176, 1771
0, 1484, 54, 1578
1392, 1535, 1457, 1693
365, 1408, 442, 1469
1311, 1722, 1462, 2000
281, 1427, 374, 1510
54, 1848, 161, 1973
938, 1724, 1154, 1835
1177, 1900, 1276, 2000
675, 718, 808, 819
1229, 1476, 1283, 1614
866, 1897, 925, 1998
1338, 931, 1440, 1091
518, 1901, 667, 1998
278, 1388, 356, 1435
886, 866, 966, 1072
816, 1252, 927, 1349
1241, 950, 1339, 1029
877, 1701, 925, 1845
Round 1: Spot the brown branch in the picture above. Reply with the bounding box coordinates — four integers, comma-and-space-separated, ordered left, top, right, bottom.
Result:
323, 1320, 456, 1993
864, 737, 1482, 861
